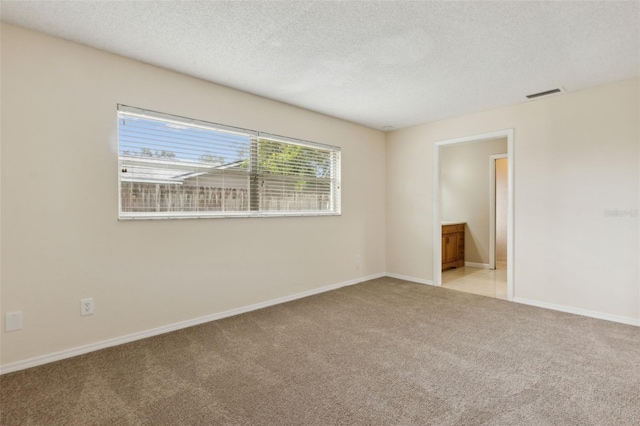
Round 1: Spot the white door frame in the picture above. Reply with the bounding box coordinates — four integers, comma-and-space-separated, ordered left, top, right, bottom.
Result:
489, 154, 508, 270
433, 129, 515, 301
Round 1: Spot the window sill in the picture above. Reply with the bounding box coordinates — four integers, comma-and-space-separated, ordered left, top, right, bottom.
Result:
118, 211, 341, 220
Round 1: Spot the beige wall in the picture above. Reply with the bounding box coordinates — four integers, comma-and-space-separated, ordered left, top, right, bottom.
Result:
495, 158, 508, 263
440, 138, 507, 264
387, 78, 639, 321
2, 23, 639, 368
0, 24, 386, 365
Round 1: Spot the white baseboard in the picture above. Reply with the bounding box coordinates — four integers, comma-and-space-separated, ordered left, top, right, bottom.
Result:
6, 274, 635, 375
0, 272, 385, 375
513, 297, 640, 327
385, 273, 435, 286
464, 262, 492, 269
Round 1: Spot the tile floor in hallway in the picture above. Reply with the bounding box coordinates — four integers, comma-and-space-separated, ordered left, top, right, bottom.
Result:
441, 262, 507, 300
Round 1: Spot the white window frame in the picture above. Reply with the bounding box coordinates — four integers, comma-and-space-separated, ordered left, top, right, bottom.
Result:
117, 105, 341, 220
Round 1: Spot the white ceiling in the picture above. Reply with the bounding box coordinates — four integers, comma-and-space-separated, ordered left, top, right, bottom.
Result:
1, 1, 638, 130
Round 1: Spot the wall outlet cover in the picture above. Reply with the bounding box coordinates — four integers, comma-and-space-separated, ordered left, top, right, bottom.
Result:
80, 298, 95, 316
6, 311, 23, 332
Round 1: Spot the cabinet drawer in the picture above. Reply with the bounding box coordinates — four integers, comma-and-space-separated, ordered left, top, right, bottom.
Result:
442, 224, 465, 234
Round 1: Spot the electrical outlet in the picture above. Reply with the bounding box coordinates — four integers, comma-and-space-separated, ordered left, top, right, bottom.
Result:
6, 311, 23, 332
80, 298, 94, 316
355, 254, 361, 264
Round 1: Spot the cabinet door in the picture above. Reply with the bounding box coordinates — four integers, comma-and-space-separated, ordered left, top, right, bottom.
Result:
443, 232, 459, 264
456, 230, 465, 266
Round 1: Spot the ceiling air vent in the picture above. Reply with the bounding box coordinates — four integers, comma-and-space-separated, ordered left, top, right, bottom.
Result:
526, 88, 563, 99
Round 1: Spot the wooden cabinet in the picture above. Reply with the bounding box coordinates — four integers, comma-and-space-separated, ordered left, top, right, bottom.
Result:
442, 224, 465, 270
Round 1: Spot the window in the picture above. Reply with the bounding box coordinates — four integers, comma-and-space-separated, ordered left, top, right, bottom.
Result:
117, 105, 341, 219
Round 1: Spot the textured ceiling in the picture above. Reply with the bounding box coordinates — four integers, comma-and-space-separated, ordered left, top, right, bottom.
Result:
1, 1, 638, 130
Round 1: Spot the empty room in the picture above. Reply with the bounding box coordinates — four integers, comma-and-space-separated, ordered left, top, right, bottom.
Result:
1, 1, 639, 425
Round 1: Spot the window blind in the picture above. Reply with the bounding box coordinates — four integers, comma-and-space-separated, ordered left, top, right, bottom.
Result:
117, 105, 341, 219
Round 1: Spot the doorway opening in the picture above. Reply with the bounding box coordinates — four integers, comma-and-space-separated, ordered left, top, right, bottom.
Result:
433, 129, 514, 300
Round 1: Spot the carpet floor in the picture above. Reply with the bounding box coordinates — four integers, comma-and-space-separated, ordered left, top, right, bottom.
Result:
1, 277, 639, 425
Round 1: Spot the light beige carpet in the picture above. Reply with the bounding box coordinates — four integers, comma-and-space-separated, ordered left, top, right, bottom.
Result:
1, 277, 639, 425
